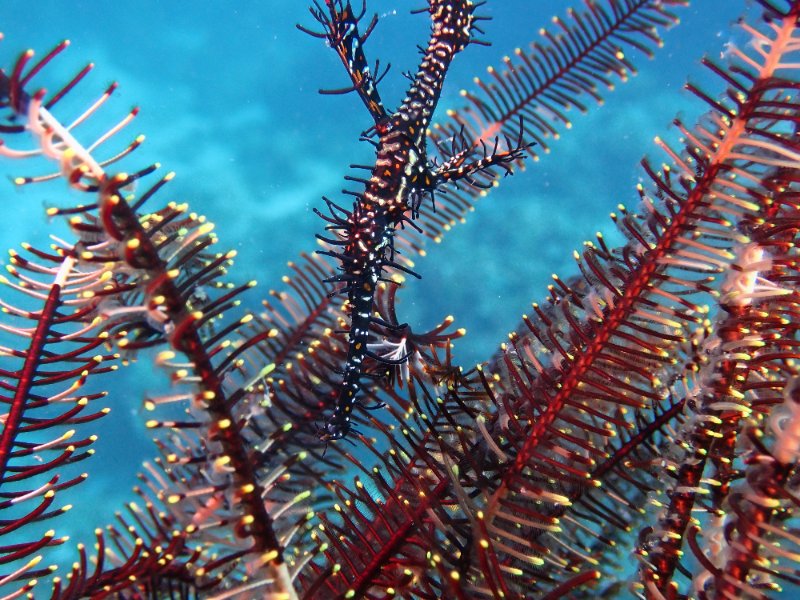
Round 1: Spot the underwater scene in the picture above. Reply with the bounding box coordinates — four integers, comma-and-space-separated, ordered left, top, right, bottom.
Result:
7, 1, 798, 598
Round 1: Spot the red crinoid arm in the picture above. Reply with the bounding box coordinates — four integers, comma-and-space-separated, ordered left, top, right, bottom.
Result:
1, 38, 323, 598
0, 262, 66, 478
0, 249, 117, 590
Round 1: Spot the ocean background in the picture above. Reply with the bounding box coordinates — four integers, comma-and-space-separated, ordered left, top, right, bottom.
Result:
1, 0, 749, 582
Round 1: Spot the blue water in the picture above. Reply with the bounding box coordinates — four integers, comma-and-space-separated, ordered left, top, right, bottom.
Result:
0, 0, 748, 586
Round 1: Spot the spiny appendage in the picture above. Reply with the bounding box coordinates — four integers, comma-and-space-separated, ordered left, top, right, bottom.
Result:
298, 0, 389, 123
316, 205, 410, 443
309, 0, 525, 442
